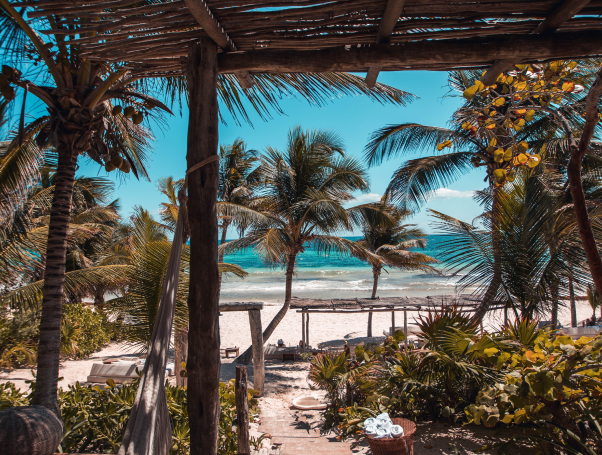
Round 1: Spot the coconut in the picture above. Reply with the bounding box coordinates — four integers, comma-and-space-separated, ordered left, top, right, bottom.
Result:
123, 106, 136, 118
0, 406, 63, 455
111, 155, 123, 168
105, 162, 117, 172
132, 112, 144, 125
112, 105, 122, 116
119, 159, 131, 173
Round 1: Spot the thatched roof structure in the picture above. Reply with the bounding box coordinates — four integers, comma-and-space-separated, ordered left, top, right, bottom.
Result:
22, 0, 602, 84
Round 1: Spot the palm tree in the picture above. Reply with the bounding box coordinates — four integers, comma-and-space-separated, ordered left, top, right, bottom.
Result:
221, 126, 385, 358
0, 2, 178, 415
354, 202, 439, 336
217, 140, 260, 275
364, 66, 602, 324
430, 165, 590, 323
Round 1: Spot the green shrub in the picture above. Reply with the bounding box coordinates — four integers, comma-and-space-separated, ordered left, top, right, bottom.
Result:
0, 303, 120, 368
3, 377, 258, 455
61, 303, 111, 358
465, 331, 602, 454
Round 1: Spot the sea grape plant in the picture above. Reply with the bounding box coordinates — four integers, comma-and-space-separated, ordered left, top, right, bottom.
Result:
464, 332, 602, 454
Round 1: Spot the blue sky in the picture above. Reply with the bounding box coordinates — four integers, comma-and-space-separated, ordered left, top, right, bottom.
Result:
76, 71, 487, 235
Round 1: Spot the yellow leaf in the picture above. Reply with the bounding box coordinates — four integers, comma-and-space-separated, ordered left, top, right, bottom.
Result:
489, 138, 497, 147
493, 97, 505, 106
504, 149, 513, 161
525, 110, 535, 122
528, 154, 541, 168
517, 141, 529, 153
463, 81, 484, 101
517, 153, 529, 165
514, 119, 525, 127
515, 81, 528, 91
437, 143, 444, 151
515, 109, 526, 114
462, 121, 471, 130
506, 76, 514, 84
493, 149, 505, 163
502, 414, 514, 424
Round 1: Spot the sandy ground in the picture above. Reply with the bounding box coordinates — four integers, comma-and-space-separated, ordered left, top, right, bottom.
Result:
1, 299, 596, 392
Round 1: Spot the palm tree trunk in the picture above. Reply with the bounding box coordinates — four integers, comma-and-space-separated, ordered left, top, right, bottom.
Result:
368, 266, 381, 337
551, 281, 559, 329
567, 71, 602, 301
472, 186, 501, 324
569, 275, 577, 328
218, 217, 231, 293
237, 252, 297, 364
33, 146, 77, 416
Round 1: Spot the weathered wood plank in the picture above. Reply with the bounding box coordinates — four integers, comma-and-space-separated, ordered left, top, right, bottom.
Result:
217, 32, 602, 74
186, 37, 221, 455
235, 366, 251, 455
183, 0, 253, 87
219, 302, 264, 312
366, 0, 406, 87
247, 309, 264, 397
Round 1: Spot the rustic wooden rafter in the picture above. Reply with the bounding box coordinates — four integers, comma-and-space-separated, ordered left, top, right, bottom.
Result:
365, 0, 405, 88
481, 0, 592, 85
17, 1, 602, 79
215, 32, 602, 74
182, 0, 253, 88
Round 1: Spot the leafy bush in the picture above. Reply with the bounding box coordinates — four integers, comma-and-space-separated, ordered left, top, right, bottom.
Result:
465, 331, 602, 454
309, 306, 501, 438
0, 303, 122, 369
61, 303, 111, 358
310, 310, 602, 454
3, 377, 258, 455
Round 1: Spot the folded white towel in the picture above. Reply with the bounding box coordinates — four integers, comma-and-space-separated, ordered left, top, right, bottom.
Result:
364, 417, 376, 427
390, 425, 404, 438
379, 420, 393, 431
376, 412, 390, 421
364, 424, 377, 435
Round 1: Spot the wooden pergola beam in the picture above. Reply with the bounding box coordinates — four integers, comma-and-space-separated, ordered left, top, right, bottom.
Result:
481, 0, 591, 85
217, 32, 602, 74
182, 0, 253, 88
365, 0, 405, 88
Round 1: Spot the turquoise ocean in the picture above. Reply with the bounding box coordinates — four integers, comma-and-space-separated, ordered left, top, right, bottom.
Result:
220, 235, 471, 303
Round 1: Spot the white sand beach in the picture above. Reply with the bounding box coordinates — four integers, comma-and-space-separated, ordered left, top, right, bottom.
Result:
1, 299, 595, 392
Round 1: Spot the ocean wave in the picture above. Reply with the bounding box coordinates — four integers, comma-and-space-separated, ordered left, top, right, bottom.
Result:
222, 279, 408, 292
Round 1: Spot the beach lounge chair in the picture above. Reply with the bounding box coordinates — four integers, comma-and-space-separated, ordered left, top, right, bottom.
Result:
86, 360, 175, 383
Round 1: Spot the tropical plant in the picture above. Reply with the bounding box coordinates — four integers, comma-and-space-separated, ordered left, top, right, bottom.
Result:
1, 376, 258, 455
364, 62, 602, 324
354, 202, 439, 336
217, 139, 261, 273
430, 164, 590, 322
465, 332, 602, 455
221, 126, 387, 359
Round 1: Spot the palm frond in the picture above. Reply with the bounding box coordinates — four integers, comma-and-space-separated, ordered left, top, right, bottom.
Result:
387, 152, 475, 212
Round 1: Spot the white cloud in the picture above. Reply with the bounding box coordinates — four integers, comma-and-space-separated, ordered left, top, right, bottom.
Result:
430, 188, 474, 199
351, 193, 382, 204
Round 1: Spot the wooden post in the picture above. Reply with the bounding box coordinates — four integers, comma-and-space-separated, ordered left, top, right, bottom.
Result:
305, 312, 309, 348
302, 311, 306, 350
235, 366, 251, 455
391, 310, 395, 334
186, 38, 221, 455
404, 310, 408, 349
248, 309, 264, 397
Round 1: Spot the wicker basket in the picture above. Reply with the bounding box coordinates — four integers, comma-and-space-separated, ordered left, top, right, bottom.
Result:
364, 417, 416, 455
